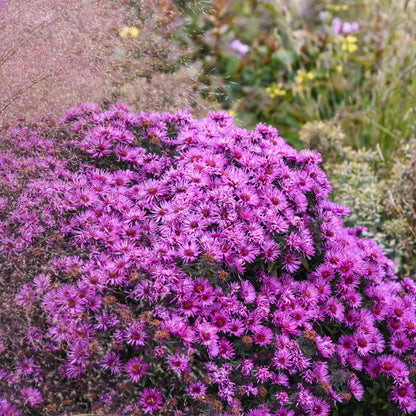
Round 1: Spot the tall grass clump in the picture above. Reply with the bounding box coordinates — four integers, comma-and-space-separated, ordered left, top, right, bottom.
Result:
1, 103, 416, 415
0, 0, 127, 123
0, 0, 215, 125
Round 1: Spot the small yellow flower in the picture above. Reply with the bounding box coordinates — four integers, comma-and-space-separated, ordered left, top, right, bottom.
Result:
335, 64, 343, 73
341, 35, 358, 53
119, 26, 140, 39
346, 35, 357, 43
119, 26, 130, 38
129, 27, 140, 38
295, 70, 315, 85
228, 110, 237, 118
266, 83, 287, 99
326, 4, 349, 12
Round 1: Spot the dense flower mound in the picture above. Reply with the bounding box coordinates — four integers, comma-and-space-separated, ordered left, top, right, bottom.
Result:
1, 103, 416, 415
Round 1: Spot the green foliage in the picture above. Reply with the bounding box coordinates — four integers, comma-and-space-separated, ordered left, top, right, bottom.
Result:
383, 139, 416, 278
177, 0, 416, 157
298, 120, 416, 279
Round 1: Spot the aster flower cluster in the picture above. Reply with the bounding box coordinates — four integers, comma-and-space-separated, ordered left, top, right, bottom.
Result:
1, 103, 416, 415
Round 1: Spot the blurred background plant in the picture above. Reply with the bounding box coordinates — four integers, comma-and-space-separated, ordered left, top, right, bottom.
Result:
0, 0, 215, 125
0, 0, 126, 124
108, 0, 216, 116
178, 0, 416, 158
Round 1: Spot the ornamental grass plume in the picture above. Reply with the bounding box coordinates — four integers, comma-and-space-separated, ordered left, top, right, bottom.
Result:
0, 0, 127, 124
1, 103, 416, 415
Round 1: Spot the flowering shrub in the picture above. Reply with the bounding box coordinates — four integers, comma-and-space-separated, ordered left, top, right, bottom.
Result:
1, 104, 416, 415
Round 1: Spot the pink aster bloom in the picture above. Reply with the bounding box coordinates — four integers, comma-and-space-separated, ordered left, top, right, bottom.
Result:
255, 366, 272, 383
262, 239, 281, 262
309, 397, 330, 416
325, 297, 344, 322
101, 351, 122, 375
275, 391, 290, 406
211, 312, 230, 332
20, 386, 43, 408
228, 39, 249, 56
240, 279, 256, 303
238, 241, 260, 263
15, 357, 35, 378
166, 351, 189, 375
273, 349, 291, 370
228, 318, 245, 336
282, 252, 301, 273
198, 322, 219, 347
218, 338, 235, 359
179, 296, 200, 317
315, 335, 335, 359
187, 381, 207, 400
353, 331, 374, 356
124, 356, 148, 383
365, 357, 382, 378
348, 374, 364, 400
273, 409, 295, 416
253, 326, 274, 346
0, 398, 19, 416
138, 387, 163, 414
240, 359, 254, 377
389, 333, 410, 355
379, 354, 402, 377
391, 384, 416, 414
179, 240, 200, 263
125, 321, 147, 346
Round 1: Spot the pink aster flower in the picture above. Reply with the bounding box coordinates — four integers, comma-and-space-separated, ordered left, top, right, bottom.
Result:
353, 331, 374, 356
179, 240, 200, 263
20, 386, 43, 407
282, 252, 301, 273
228, 39, 249, 57
389, 333, 410, 355
187, 381, 207, 400
0, 399, 19, 416
253, 326, 274, 346
138, 387, 163, 414
325, 297, 344, 322
179, 296, 200, 317
101, 351, 122, 375
125, 321, 147, 346
240, 279, 256, 303
390, 384, 416, 414
166, 351, 189, 375
348, 374, 364, 400
240, 359, 254, 377
228, 318, 245, 336
309, 397, 330, 416
273, 349, 291, 370
315, 335, 335, 359
211, 312, 230, 332
198, 322, 219, 347
255, 366, 272, 383
218, 338, 235, 359
124, 356, 148, 383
